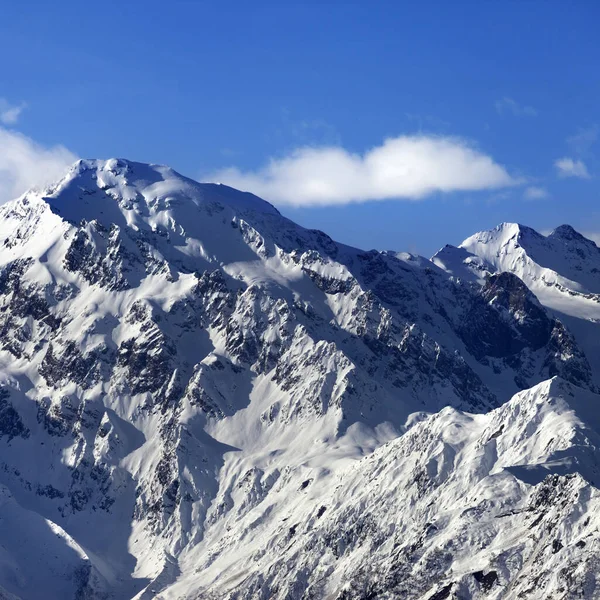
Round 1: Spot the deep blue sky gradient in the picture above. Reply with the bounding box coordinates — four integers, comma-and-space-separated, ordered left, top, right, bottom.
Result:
1, 1, 599, 255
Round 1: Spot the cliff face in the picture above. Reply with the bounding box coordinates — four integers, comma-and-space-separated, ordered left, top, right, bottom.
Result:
0, 159, 598, 599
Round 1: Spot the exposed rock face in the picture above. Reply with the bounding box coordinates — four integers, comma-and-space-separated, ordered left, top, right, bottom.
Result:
0, 389, 29, 441
434, 222, 600, 388
0, 160, 598, 599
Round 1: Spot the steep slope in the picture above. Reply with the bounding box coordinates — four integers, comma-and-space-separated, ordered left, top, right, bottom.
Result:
174, 378, 600, 599
433, 222, 600, 386
0, 161, 597, 599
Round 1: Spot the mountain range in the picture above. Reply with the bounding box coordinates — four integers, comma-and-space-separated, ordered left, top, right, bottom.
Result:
0, 158, 598, 599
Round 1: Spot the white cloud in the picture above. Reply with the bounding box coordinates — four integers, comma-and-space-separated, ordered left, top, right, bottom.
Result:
0, 98, 26, 125
0, 127, 78, 204
207, 135, 521, 206
524, 186, 548, 199
495, 97, 537, 117
567, 125, 598, 155
554, 157, 591, 179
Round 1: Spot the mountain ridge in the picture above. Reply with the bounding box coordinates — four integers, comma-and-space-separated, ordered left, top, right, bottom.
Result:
0, 160, 599, 599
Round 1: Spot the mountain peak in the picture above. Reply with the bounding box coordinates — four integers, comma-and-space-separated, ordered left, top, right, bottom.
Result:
460, 222, 543, 251
1, 162, 600, 599
41, 158, 281, 222
548, 224, 590, 244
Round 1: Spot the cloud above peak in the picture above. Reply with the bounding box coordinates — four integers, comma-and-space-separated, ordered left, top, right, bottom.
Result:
207, 135, 521, 206
554, 157, 590, 179
0, 127, 78, 204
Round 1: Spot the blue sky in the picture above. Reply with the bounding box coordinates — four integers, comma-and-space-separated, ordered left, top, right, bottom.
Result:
1, 0, 599, 256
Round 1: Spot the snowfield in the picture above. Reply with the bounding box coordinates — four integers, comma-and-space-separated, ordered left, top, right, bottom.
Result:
0, 159, 598, 599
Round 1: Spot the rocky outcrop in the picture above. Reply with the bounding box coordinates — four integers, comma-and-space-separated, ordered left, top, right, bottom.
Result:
0, 161, 597, 599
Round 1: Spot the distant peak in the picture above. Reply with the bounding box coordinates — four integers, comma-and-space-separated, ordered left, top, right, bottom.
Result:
548, 224, 586, 242
460, 222, 542, 249
495, 221, 521, 231
495, 222, 541, 238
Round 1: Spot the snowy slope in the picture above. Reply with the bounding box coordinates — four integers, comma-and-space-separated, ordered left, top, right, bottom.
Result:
434, 222, 600, 319
173, 377, 600, 599
434, 222, 600, 387
0, 160, 598, 599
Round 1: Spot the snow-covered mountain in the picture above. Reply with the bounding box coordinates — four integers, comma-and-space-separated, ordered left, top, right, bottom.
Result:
0, 159, 599, 599
434, 222, 600, 387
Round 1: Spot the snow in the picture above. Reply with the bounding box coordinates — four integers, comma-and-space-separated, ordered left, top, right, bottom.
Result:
0, 162, 599, 598
433, 221, 600, 387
